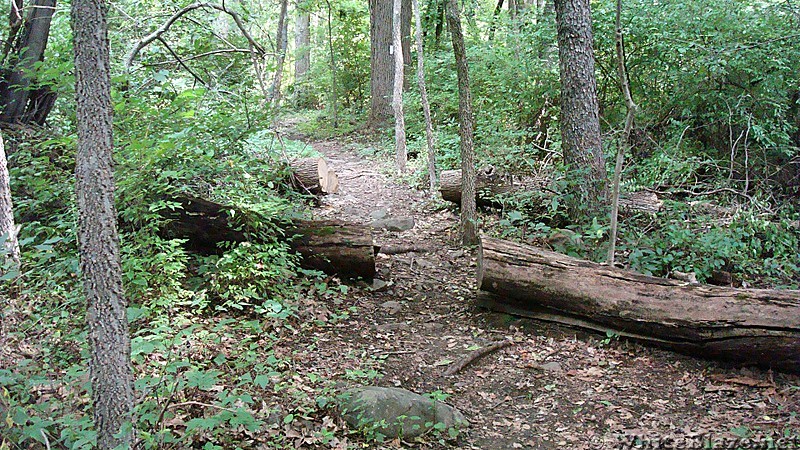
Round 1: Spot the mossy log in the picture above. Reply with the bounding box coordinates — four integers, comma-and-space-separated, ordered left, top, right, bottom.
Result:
477, 235, 800, 373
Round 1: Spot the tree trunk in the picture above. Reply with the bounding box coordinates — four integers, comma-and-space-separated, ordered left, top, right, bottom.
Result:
0, 0, 57, 125
159, 195, 376, 278
270, 0, 290, 105
369, 0, 411, 125
607, 0, 637, 265
294, 7, 310, 81
325, 0, 338, 128
412, 0, 437, 194
0, 133, 20, 272
477, 236, 800, 373
554, 0, 607, 219
445, 0, 477, 245
71, 0, 134, 448
393, 0, 407, 174
487, 0, 504, 41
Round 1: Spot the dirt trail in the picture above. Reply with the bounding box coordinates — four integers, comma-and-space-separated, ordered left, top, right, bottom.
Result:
290, 135, 800, 449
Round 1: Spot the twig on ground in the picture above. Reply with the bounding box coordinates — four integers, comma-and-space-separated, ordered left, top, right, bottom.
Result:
444, 339, 514, 376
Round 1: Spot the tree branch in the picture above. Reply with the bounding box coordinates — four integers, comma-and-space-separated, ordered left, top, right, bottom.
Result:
125, 2, 265, 68
143, 48, 253, 67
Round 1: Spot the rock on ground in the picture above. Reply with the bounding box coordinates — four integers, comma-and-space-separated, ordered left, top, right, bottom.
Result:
339, 386, 467, 439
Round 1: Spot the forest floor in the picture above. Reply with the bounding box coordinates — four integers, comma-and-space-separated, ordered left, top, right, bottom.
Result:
275, 121, 800, 449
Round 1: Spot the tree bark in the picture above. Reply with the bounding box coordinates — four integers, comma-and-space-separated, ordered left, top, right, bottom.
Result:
477, 236, 800, 373
554, 0, 607, 219
71, 0, 134, 448
0, 0, 57, 125
445, 0, 478, 245
159, 196, 376, 278
392, 0, 407, 174
270, 0, 290, 105
369, 0, 411, 125
0, 133, 20, 271
325, 0, 338, 128
412, 0, 437, 195
294, 7, 310, 81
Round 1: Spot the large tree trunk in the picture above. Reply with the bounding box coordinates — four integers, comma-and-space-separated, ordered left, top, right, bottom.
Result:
294, 8, 310, 81
477, 236, 800, 373
369, 0, 411, 125
554, 0, 607, 218
445, 0, 477, 245
392, 0, 407, 174
0, 0, 57, 126
270, 0, 290, 104
160, 196, 376, 278
72, 0, 134, 448
0, 133, 20, 271
412, 0, 437, 194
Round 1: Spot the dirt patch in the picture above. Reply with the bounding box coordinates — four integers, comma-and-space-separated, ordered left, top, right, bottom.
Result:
284, 133, 800, 449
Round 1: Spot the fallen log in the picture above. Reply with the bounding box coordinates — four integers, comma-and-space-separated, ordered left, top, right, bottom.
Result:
289, 157, 339, 195
160, 195, 374, 278
439, 169, 660, 214
438, 168, 517, 206
476, 236, 800, 373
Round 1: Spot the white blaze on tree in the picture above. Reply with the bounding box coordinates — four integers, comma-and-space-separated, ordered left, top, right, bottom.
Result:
392, 0, 407, 174
0, 133, 20, 271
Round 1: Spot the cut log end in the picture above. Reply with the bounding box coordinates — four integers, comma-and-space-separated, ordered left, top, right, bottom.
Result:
291, 157, 339, 195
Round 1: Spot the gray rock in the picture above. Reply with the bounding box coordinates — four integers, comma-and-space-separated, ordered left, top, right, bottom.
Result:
371, 279, 389, 292
380, 301, 402, 314
339, 386, 467, 439
371, 217, 415, 232
540, 362, 563, 373
370, 209, 389, 220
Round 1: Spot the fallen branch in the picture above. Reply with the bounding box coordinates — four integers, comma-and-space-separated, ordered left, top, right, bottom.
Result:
444, 340, 514, 376
125, 2, 265, 68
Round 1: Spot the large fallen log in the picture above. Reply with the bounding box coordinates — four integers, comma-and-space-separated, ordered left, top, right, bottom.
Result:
439, 169, 661, 214
289, 157, 339, 195
160, 195, 374, 278
476, 236, 800, 373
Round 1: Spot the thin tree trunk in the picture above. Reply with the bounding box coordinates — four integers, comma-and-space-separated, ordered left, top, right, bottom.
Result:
412, 0, 437, 194
487, 0, 504, 41
607, 0, 636, 265
445, 0, 477, 245
0, 0, 57, 125
393, 0, 407, 174
71, 0, 134, 448
326, 0, 338, 128
554, 0, 607, 219
294, 7, 310, 81
0, 133, 20, 272
270, 0, 289, 105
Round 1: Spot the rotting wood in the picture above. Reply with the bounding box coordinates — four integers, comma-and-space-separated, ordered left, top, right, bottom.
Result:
444, 339, 514, 376
476, 235, 800, 373
378, 244, 431, 255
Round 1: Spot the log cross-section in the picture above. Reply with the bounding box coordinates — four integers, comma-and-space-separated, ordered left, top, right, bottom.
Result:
477, 236, 800, 373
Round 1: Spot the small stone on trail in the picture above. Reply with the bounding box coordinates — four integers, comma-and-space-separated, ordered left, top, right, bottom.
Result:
375, 322, 409, 332
448, 249, 465, 259
338, 386, 468, 439
538, 362, 563, 373
380, 300, 402, 314
371, 278, 389, 292
371, 217, 415, 232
